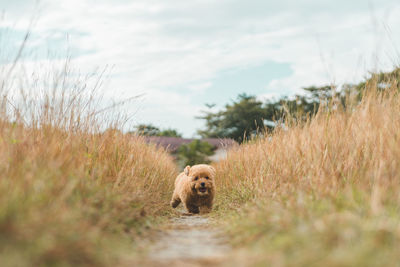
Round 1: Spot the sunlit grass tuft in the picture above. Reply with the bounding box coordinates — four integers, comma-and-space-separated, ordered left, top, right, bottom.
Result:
214, 74, 400, 266
0, 57, 177, 266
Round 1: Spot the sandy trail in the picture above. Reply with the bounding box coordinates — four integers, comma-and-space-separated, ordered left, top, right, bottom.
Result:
147, 213, 230, 267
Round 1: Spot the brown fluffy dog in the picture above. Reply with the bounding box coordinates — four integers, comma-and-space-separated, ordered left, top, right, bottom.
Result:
170, 164, 216, 214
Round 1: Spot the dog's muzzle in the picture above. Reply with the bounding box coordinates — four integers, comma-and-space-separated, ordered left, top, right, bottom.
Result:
199, 187, 207, 193
198, 183, 208, 194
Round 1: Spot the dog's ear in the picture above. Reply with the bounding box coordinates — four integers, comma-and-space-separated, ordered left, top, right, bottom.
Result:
184, 165, 191, 176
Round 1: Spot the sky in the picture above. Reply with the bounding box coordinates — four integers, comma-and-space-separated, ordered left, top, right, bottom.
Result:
1, 0, 399, 137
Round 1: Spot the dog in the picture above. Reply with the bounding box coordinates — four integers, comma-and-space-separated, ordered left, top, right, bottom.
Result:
170, 164, 216, 214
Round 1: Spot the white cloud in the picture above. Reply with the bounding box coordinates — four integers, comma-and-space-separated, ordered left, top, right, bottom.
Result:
1, 0, 400, 136
131, 88, 204, 137
187, 82, 213, 94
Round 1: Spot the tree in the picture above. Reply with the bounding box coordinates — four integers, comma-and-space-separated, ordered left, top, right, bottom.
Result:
132, 124, 182, 137
158, 128, 182, 137
354, 67, 400, 102
197, 94, 268, 143
133, 124, 160, 136
177, 140, 214, 166
265, 85, 334, 124
197, 87, 346, 143
357, 67, 400, 91
197, 68, 398, 143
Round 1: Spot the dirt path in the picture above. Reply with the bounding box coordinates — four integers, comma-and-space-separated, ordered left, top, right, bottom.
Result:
147, 213, 230, 267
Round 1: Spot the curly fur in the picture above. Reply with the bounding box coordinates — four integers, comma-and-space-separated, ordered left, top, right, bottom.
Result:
170, 164, 216, 214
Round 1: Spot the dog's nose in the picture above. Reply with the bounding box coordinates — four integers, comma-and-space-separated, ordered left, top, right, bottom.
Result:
201, 182, 205, 187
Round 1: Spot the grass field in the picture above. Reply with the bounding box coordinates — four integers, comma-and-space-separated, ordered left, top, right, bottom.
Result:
213, 77, 400, 266
0, 59, 178, 266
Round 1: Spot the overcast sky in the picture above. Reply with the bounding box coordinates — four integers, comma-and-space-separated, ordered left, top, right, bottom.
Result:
1, 0, 400, 137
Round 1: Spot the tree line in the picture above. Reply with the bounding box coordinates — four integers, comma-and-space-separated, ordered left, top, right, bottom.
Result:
132, 67, 400, 165
198, 67, 400, 143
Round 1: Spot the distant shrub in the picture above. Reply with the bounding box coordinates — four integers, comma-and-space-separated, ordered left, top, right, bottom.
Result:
177, 139, 214, 167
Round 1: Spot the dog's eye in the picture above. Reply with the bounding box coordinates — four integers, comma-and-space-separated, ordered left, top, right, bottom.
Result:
205, 176, 209, 180
194, 176, 199, 180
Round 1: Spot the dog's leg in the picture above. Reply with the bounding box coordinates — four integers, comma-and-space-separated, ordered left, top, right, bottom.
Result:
186, 204, 200, 214
170, 192, 181, 208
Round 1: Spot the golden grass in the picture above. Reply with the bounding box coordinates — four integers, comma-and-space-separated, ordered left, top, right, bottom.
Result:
214, 79, 400, 266
0, 60, 178, 266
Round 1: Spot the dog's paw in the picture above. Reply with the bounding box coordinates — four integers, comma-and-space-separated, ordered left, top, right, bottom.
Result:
170, 200, 180, 208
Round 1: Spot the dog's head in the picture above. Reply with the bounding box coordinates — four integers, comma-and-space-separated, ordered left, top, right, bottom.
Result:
184, 164, 215, 196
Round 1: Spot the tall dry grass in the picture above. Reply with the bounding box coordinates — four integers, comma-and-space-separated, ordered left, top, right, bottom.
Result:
0, 56, 177, 266
214, 77, 400, 266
